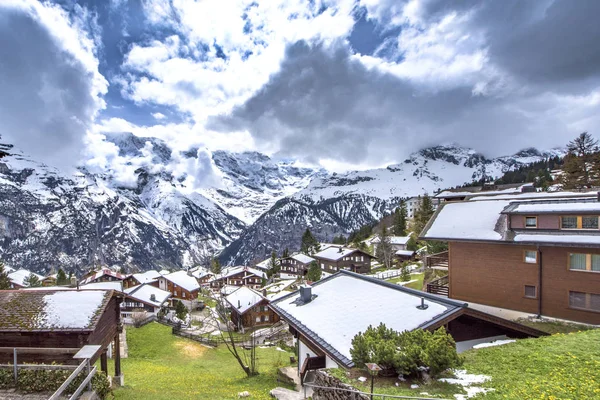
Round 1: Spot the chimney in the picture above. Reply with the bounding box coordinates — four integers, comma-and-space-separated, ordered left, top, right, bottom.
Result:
597, 191, 600, 202
70, 276, 77, 287
238, 300, 241, 309
262, 289, 267, 297
338, 247, 343, 253
299, 285, 312, 304
150, 294, 156, 302
416, 297, 429, 310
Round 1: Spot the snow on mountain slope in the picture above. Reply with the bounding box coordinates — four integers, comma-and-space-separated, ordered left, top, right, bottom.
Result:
221, 144, 565, 265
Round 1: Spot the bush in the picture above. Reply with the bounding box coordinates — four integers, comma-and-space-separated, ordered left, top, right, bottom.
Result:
0, 368, 11, 388
350, 324, 461, 378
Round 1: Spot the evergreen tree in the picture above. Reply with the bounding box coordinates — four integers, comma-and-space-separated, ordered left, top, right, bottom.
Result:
267, 250, 280, 279
56, 268, 68, 286
561, 132, 600, 189
306, 261, 322, 282
24, 273, 41, 288
393, 201, 408, 236
175, 300, 188, 320
332, 235, 346, 245
375, 224, 394, 269
406, 234, 418, 252
413, 194, 435, 235
300, 228, 320, 255
0, 262, 11, 290
211, 257, 222, 275
282, 248, 290, 258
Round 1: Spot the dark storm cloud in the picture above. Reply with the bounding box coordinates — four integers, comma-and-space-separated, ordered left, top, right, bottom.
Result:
0, 5, 102, 170
209, 41, 572, 164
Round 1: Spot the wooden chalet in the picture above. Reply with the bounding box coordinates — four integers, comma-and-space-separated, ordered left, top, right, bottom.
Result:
122, 283, 171, 316
209, 266, 266, 290
270, 271, 545, 381
279, 254, 316, 279
0, 289, 123, 378
421, 192, 600, 325
224, 286, 280, 330
122, 270, 161, 289
157, 270, 200, 305
80, 268, 127, 285
313, 246, 374, 274
7, 269, 44, 289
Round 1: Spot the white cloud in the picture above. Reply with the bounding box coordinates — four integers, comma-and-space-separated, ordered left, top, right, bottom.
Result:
152, 112, 166, 120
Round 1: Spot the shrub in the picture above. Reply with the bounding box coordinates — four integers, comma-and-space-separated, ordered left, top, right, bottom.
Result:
0, 369, 11, 388
350, 324, 461, 378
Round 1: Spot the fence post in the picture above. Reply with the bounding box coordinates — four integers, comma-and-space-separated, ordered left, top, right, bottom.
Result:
86, 359, 92, 391
13, 348, 17, 383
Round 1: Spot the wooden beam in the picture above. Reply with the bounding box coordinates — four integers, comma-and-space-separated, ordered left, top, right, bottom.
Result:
114, 335, 121, 377
0, 347, 79, 354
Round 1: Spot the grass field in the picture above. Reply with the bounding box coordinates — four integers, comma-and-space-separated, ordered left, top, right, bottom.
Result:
111, 323, 294, 399
385, 272, 424, 290
330, 328, 600, 399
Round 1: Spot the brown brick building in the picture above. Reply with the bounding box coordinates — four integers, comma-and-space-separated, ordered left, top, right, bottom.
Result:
422, 193, 600, 325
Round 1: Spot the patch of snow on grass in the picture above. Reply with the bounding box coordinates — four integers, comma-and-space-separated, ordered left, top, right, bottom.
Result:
440, 370, 492, 400
472, 339, 516, 349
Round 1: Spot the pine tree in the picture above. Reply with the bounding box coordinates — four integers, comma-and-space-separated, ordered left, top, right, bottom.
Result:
561, 132, 600, 189
24, 273, 41, 288
375, 224, 394, 269
175, 300, 188, 320
267, 250, 279, 279
0, 262, 11, 290
211, 257, 221, 274
406, 234, 418, 252
306, 261, 322, 282
282, 248, 289, 258
300, 228, 320, 255
393, 201, 408, 236
413, 194, 435, 235
56, 268, 68, 286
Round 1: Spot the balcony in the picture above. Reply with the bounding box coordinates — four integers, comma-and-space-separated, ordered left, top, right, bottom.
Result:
426, 275, 449, 297
425, 250, 449, 270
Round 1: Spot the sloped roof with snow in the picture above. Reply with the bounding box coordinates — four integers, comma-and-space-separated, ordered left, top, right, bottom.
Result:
216, 266, 266, 280
395, 249, 415, 256
504, 201, 600, 214
271, 271, 465, 368
161, 270, 200, 292
224, 286, 266, 314
131, 270, 161, 284
125, 284, 171, 307
314, 246, 370, 262
372, 236, 410, 245
8, 269, 44, 287
282, 254, 315, 264
81, 281, 123, 291
0, 290, 112, 331
80, 268, 127, 285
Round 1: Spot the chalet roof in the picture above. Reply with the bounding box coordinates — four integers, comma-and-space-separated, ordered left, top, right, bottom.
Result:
372, 236, 410, 245
212, 266, 266, 281
224, 286, 266, 314
271, 271, 466, 368
124, 284, 171, 307
81, 281, 123, 291
160, 270, 200, 292
8, 269, 44, 287
80, 268, 127, 285
189, 267, 212, 279
395, 249, 415, 256
421, 195, 600, 248
283, 254, 315, 264
254, 258, 272, 270
0, 290, 112, 332
502, 200, 600, 214
435, 183, 533, 199
130, 270, 162, 284
313, 247, 371, 262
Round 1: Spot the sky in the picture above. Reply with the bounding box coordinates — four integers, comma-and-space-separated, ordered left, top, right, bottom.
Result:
1, 0, 600, 175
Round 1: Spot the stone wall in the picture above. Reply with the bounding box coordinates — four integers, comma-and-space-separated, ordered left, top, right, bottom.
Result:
310, 370, 369, 400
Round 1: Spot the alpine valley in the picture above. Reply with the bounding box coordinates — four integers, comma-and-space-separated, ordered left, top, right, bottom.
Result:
0, 133, 563, 274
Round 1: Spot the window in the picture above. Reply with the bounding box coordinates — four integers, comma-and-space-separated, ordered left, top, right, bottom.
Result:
321, 263, 325, 270
265, 315, 269, 322
182, 292, 186, 298
525, 216, 537, 228
256, 317, 261, 323
524, 285, 537, 298
582, 216, 599, 229
524, 250, 537, 264
561, 216, 578, 229
569, 253, 600, 272
569, 291, 600, 312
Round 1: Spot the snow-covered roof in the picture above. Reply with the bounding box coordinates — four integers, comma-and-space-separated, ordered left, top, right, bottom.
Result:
81, 281, 123, 292
220, 284, 241, 296
435, 183, 533, 199
80, 268, 127, 285
159, 269, 170, 275
160, 270, 200, 292
8, 269, 44, 287
514, 233, 600, 246
421, 200, 510, 241
506, 202, 600, 214
131, 270, 161, 284
189, 267, 212, 279
224, 286, 266, 314
216, 266, 266, 280
469, 190, 597, 202
395, 249, 415, 256
125, 284, 171, 307
0, 290, 112, 331
287, 254, 315, 264
314, 247, 365, 262
372, 236, 410, 245
271, 271, 464, 367
254, 258, 272, 270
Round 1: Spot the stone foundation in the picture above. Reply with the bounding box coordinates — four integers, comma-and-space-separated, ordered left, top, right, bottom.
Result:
310, 370, 368, 400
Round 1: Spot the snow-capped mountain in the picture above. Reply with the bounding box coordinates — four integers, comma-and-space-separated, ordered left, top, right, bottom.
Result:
220, 144, 564, 265
0, 135, 564, 274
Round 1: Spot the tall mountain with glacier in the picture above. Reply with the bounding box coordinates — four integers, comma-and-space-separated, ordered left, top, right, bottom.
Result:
0, 134, 563, 274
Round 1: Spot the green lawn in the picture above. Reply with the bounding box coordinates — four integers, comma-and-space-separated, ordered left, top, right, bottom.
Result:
110, 323, 294, 399
513, 318, 596, 334
330, 329, 600, 399
385, 273, 424, 290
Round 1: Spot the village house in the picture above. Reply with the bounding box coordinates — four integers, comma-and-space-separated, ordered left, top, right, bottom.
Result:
434, 183, 536, 203
371, 235, 411, 253
42, 273, 58, 286
313, 246, 374, 274
209, 266, 266, 290
223, 286, 280, 331
121, 283, 171, 318
270, 271, 544, 379
279, 253, 316, 279
7, 268, 44, 289
122, 270, 161, 289
405, 196, 441, 219
80, 268, 127, 285
189, 267, 213, 285
157, 270, 200, 307
420, 191, 600, 325
0, 289, 123, 380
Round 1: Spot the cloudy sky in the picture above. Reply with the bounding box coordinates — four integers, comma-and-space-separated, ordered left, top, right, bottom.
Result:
1, 0, 600, 173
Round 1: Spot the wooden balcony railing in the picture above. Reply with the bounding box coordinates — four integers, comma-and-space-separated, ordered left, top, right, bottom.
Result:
426, 275, 449, 297
300, 355, 326, 384
425, 251, 449, 269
